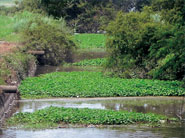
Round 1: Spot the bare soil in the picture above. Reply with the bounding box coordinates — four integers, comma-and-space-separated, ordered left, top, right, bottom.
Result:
0, 41, 17, 55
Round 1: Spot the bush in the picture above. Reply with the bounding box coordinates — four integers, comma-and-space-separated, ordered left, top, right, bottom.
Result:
105, 5, 185, 80
21, 16, 76, 65
17, 0, 45, 14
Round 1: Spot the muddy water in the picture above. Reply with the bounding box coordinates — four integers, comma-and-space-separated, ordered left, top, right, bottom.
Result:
35, 50, 106, 75
1, 97, 184, 138
17, 97, 185, 119
1, 125, 185, 138
1, 50, 185, 137
35, 65, 102, 76
72, 49, 107, 62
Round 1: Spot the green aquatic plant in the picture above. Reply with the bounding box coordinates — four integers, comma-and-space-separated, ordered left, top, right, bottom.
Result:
19, 72, 185, 99
72, 58, 106, 66
7, 106, 173, 129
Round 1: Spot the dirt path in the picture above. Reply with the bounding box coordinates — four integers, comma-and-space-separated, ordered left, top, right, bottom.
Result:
0, 41, 17, 55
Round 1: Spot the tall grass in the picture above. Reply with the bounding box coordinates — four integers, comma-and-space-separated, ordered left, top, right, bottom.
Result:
12, 11, 71, 34
0, 11, 71, 42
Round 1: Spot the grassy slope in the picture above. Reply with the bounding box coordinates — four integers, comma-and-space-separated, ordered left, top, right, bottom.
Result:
73, 33, 106, 49
0, 15, 21, 42
19, 72, 185, 99
7, 106, 173, 129
0, 16, 14, 40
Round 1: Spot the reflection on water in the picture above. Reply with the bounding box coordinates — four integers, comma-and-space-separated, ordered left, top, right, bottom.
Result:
1, 97, 185, 138
35, 66, 102, 76
17, 97, 185, 119
1, 125, 185, 138
35, 50, 107, 76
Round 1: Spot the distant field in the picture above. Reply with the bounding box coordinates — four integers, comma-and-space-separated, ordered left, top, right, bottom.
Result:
73, 33, 106, 49
72, 58, 106, 66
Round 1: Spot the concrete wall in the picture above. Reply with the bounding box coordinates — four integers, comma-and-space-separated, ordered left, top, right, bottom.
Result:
0, 59, 37, 128
0, 92, 18, 127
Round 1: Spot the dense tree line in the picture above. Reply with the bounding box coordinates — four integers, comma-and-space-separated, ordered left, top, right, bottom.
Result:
1, 0, 184, 83
106, 0, 185, 81
16, 0, 152, 33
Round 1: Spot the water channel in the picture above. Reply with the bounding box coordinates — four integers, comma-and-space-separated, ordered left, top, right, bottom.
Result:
0, 51, 185, 138
1, 97, 185, 138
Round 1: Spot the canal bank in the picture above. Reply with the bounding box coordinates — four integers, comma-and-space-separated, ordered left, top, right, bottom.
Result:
0, 46, 184, 137
0, 51, 37, 127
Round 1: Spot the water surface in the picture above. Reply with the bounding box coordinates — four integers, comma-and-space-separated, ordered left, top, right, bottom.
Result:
1, 125, 185, 138
17, 97, 185, 119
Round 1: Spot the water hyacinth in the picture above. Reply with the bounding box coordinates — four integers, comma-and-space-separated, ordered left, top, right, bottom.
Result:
19, 71, 185, 99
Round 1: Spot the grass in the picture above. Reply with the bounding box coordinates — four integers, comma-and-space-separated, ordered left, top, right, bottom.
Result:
0, 15, 14, 40
0, 78, 5, 85
7, 106, 174, 129
0, 51, 36, 85
71, 58, 106, 66
0, 15, 22, 42
73, 33, 106, 49
19, 72, 185, 99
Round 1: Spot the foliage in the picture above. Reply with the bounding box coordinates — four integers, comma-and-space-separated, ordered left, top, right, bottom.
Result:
19, 72, 185, 99
151, 0, 185, 25
0, 50, 36, 85
17, 0, 153, 33
105, 1, 185, 80
72, 58, 106, 66
0, 11, 76, 65
112, 0, 153, 12
7, 106, 172, 128
12, 11, 72, 34
20, 13, 76, 65
17, 0, 45, 14
3, 51, 36, 80
71, 1, 117, 33
0, 59, 10, 85
73, 34, 106, 49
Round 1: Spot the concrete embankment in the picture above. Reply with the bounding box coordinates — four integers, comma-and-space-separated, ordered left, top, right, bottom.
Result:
0, 57, 37, 127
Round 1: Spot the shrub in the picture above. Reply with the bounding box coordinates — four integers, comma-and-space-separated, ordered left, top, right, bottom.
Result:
105, 6, 185, 80
22, 17, 76, 65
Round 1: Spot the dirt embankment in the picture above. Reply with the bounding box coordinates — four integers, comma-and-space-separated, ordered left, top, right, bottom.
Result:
0, 41, 36, 85
0, 41, 18, 55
